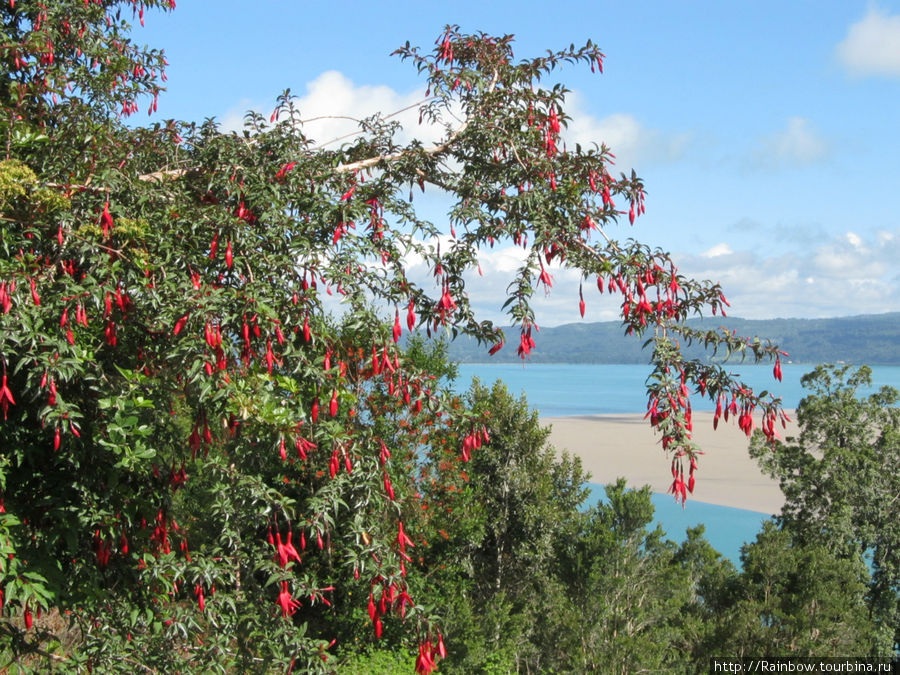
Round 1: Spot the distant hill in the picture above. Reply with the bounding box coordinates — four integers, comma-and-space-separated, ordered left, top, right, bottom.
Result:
440, 312, 900, 365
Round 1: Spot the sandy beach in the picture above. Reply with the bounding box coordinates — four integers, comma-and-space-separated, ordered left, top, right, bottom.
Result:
542, 411, 800, 514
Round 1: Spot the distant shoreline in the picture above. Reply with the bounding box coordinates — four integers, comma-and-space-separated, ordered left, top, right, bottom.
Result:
541, 411, 799, 514
442, 312, 900, 366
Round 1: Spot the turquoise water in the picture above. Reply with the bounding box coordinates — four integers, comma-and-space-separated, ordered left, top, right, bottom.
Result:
453, 363, 900, 564
455, 363, 900, 417
588, 487, 773, 565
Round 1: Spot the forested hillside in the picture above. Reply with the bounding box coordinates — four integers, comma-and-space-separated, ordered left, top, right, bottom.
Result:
444, 313, 900, 364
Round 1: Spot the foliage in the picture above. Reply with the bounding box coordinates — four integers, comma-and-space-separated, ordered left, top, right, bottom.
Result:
549, 480, 697, 674
750, 364, 900, 653
418, 378, 887, 672
417, 379, 590, 673
0, 1, 786, 670
695, 521, 880, 658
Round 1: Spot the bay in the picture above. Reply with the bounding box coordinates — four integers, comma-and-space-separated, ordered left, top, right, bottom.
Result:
452, 362, 900, 564
455, 362, 900, 417
586, 487, 774, 565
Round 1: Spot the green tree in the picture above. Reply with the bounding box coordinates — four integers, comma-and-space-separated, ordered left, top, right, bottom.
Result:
550, 480, 700, 673
417, 379, 589, 673
750, 364, 900, 653
0, 2, 786, 670
697, 522, 879, 658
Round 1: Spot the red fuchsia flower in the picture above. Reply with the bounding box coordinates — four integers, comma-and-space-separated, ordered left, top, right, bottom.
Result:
265, 338, 276, 374
517, 325, 536, 359
737, 404, 755, 436
234, 201, 255, 223
274, 161, 296, 181
329, 449, 339, 479
277, 581, 301, 618
397, 521, 414, 554
669, 471, 688, 505
225, 240, 233, 269
645, 396, 661, 427
438, 33, 453, 63
295, 435, 315, 460
383, 472, 396, 500
274, 530, 302, 568
406, 299, 416, 331
194, 584, 205, 612
547, 106, 560, 136
100, 201, 114, 237
378, 439, 391, 465
328, 390, 338, 417
29, 277, 40, 306
415, 640, 437, 675
761, 410, 779, 444
173, 313, 188, 335
538, 262, 553, 289
0, 374, 15, 420
0, 281, 12, 314
437, 285, 456, 319
94, 530, 112, 567
392, 310, 402, 343
687, 456, 698, 494
773, 357, 783, 382
24, 606, 33, 630
105, 320, 117, 346
169, 461, 188, 489
488, 340, 504, 356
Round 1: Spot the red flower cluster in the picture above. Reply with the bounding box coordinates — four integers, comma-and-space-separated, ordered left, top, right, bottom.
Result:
277, 581, 301, 618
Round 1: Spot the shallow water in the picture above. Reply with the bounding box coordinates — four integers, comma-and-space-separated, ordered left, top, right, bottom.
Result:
454, 363, 900, 564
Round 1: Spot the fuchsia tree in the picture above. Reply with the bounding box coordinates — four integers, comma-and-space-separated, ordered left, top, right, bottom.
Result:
0, 2, 785, 670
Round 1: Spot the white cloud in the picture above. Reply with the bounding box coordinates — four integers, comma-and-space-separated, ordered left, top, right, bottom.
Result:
756, 117, 829, 167
836, 7, 900, 77
701, 243, 733, 258
562, 92, 691, 172
218, 70, 455, 148
219, 79, 690, 175
323, 227, 900, 328
676, 229, 900, 319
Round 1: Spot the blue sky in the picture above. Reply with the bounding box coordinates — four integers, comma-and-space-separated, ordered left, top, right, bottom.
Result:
137, 2, 900, 325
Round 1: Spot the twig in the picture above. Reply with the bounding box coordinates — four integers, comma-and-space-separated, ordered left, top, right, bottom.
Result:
315, 96, 436, 148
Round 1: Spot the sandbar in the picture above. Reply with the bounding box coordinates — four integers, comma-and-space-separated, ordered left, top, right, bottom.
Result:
542, 411, 799, 514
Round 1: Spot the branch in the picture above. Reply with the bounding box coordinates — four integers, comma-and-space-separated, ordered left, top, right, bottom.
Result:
334, 68, 500, 174
334, 120, 469, 174
315, 96, 436, 148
